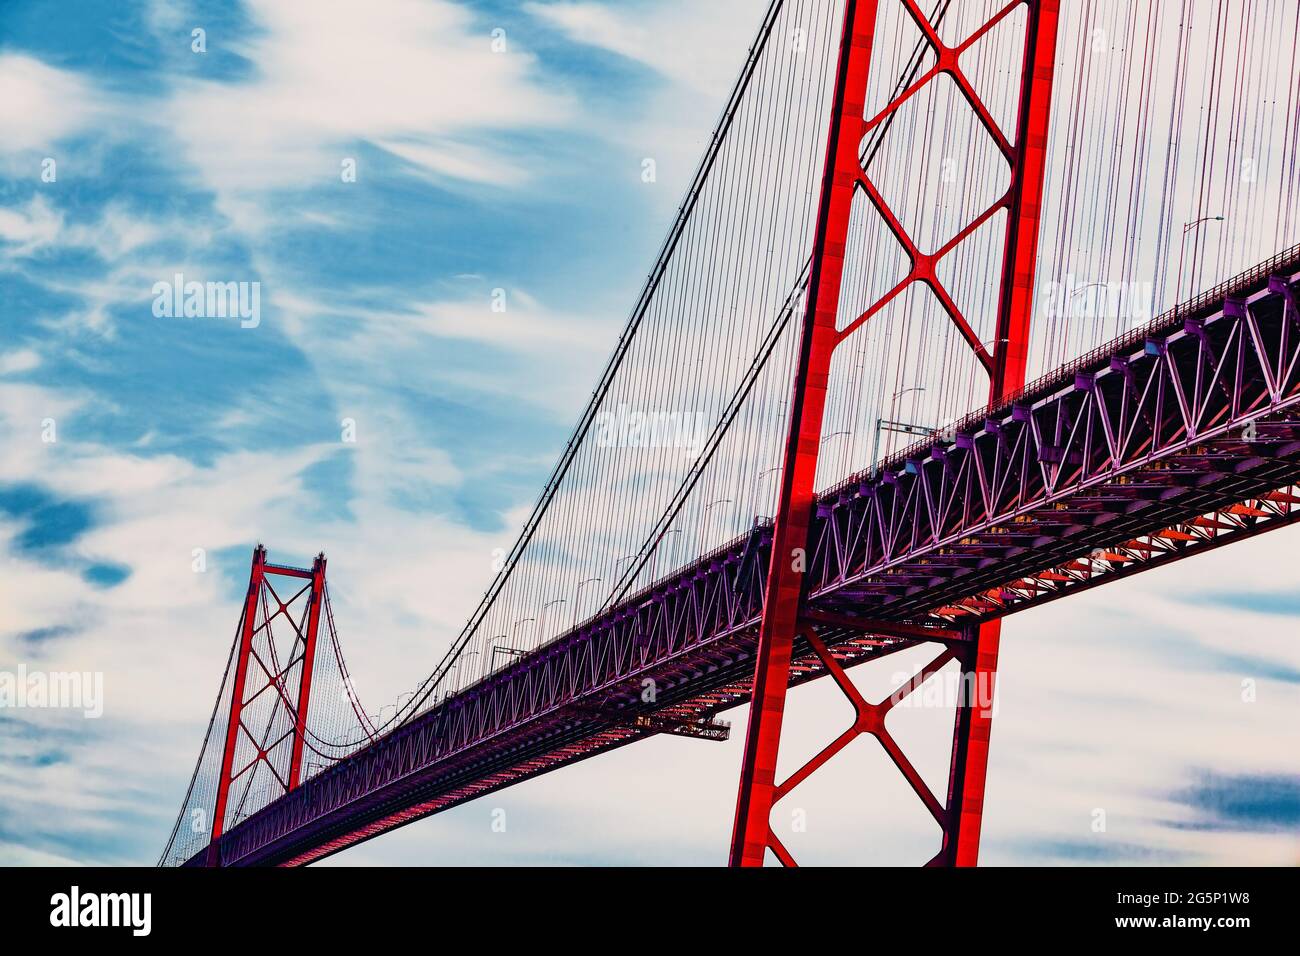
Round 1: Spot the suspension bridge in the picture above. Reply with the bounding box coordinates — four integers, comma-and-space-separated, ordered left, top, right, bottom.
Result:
161, 0, 1300, 867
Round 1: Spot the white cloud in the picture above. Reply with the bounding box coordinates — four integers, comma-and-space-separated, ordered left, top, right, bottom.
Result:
0, 379, 508, 862
0, 196, 165, 262
0, 54, 108, 156
377, 138, 530, 187
523, 0, 770, 215
265, 285, 611, 427
163, 0, 570, 207
0, 349, 40, 375
0, 195, 63, 256
525, 0, 760, 94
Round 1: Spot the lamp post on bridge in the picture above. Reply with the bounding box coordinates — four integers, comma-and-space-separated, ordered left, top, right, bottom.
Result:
453, 648, 478, 688
1175, 215, 1226, 306
571, 576, 602, 630
871, 386, 925, 469
699, 498, 733, 554
1068, 281, 1110, 320
614, 552, 639, 592
649, 527, 681, 582
512, 616, 535, 648
978, 337, 1010, 381
487, 634, 508, 672
820, 431, 852, 480
537, 599, 566, 645
752, 466, 779, 519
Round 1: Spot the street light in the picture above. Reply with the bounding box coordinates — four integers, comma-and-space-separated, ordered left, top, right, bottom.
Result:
888, 384, 925, 417
1066, 282, 1112, 322
699, 499, 733, 552
572, 576, 603, 629
487, 634, 509, 672
648, 528, 682, 581
454, 648, 479, 686
872, 386, 926, 467
614, 553, 646, 593
978, 336, 1010, 375
752, 466, 780, 516
1175, 215, 1226, 306
510, 617, 535, 662
538, 599, 566, 642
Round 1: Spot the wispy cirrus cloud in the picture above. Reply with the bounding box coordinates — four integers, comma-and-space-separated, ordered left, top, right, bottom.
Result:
524, 0, 760, 93
0, 54, 110, 157
0, 195, 165, 261
163, 0, 571, 207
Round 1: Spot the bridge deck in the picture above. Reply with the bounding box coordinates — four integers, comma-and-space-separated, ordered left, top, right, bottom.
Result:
193, 246, 1300, 866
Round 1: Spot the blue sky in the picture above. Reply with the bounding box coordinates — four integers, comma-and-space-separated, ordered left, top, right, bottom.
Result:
2, 0, 1299, 867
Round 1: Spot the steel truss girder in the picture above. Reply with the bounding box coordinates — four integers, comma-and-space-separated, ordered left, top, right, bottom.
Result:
804, 266, 1300, 623
193, 256, 1300, 867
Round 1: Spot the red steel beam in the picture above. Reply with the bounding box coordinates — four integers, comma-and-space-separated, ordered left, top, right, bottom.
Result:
288, 553, 327, 789
947, 0, 1060, 867
210, 545, 266, 855
727, 0, 881, 867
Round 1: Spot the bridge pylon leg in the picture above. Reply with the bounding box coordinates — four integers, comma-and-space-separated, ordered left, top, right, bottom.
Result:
288, 554, 327, 789
729, 0, 1059, 866
727, 0, 881, 868
938, 621, 1000, 865
208, 546, 266, 864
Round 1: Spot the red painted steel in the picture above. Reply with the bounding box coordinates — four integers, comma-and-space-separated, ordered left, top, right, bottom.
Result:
950, 0, 1060, 868
211, 545, 266, 852
288, 554, 326, 789
727, 0, 881, 868
992, 0, 1061, 398
208, 546, 326, 862
730, 0, 1060, 867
